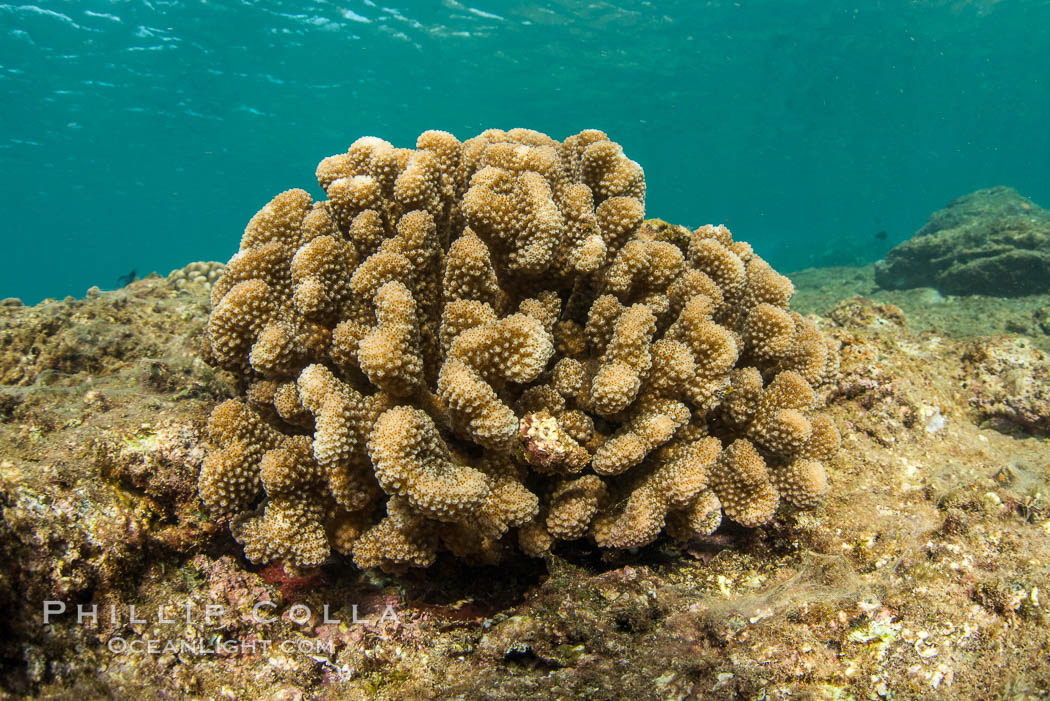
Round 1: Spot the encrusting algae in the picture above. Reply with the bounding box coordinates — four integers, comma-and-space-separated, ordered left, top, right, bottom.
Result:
198, 128, 841, 572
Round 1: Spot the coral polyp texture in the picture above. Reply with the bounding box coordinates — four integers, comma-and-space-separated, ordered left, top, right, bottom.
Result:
199, 128, 840, 572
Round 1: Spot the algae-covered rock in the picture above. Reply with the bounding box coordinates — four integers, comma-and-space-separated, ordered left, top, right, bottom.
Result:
2, 259, 1050, 699
961, 336, 1050, 434
875, 187, 1050, 296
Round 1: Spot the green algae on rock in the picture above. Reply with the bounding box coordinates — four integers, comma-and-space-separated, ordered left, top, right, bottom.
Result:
875, 187, 1050, 297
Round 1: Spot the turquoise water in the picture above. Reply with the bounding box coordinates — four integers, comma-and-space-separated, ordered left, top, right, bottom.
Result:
2, 1, 1048, 304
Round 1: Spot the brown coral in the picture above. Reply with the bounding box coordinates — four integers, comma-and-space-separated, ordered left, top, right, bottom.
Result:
200, 129, 840, 571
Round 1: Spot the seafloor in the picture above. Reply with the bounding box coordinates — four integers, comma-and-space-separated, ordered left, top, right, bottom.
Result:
0, 262, 1048, 700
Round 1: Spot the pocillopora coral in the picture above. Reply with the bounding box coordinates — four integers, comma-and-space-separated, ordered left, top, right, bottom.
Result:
199, 129, 840, 572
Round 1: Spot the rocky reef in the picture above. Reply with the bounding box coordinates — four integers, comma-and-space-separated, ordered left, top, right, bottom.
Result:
2, 167, 1050, 699
875, 186, 1050, 296
2, 268, 1049, 698
199, 129, 840, 572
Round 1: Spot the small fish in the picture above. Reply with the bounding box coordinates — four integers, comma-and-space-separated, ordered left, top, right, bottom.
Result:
874, 230, 888, 241
117, 269, 137, 287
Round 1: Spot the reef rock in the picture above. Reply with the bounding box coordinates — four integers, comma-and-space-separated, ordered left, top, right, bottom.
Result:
875, 186, 1050, 296
961, 336, 1050, 434
3, 196, 1050, 700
